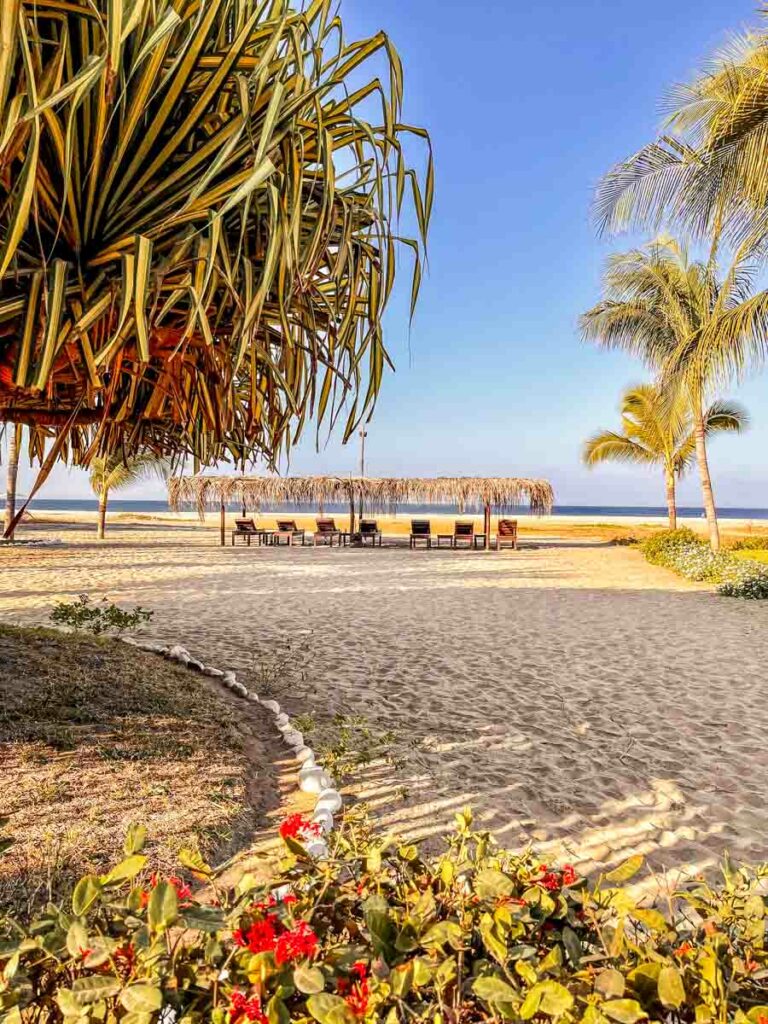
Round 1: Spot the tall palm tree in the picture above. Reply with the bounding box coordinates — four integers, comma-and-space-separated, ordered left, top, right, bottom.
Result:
89, 454, 170, 540
3, 424, 21, 540
583, 384, 747, 529
581, 236, 768, 550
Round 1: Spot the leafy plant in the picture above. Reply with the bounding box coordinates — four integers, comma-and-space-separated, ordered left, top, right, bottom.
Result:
730, 538, 768, 552
50, 595, 154, 635
642, 530, 768, 598
2, 810, 768, 1024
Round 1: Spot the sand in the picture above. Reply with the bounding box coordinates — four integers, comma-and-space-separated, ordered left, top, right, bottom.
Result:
2, 514, 768, 885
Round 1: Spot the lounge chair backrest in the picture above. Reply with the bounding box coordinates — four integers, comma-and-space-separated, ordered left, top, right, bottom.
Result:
235, 518, 257, 531
360, 520, 379, 534
498, 519, 518, 537
316, 518, 337, 532
411, 519, 431, 535
277, 519, 298, 532
454, 521, 474, 537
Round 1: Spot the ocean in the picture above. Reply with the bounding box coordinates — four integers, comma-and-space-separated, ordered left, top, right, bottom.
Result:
17, 498, 768, 519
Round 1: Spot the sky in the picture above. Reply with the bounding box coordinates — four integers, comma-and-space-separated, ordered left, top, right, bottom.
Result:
17, 0, 768, 507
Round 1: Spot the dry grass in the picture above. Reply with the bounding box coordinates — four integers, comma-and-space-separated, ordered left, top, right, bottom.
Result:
0, 626, 273, 917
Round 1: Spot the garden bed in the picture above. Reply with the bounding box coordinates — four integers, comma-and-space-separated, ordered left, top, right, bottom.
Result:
0, 625, 278, 916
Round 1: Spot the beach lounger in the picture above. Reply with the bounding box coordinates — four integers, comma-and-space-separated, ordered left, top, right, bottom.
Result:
274, 519, 306, 546
409, 519, 432, 549
495, 518, 518, 550
359, 519, 382, 546
314, 518, 343, 546
232, 517, 260, 546
453, 520, 476, 548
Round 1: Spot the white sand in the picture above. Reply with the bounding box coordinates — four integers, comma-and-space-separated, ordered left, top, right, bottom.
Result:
2, 518, 767, 883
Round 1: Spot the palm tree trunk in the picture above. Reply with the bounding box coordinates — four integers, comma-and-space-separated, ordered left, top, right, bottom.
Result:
692, 400, 720, 551
664, 468, 677, 531
4, 425, 21, 541
97, 489, 109, 539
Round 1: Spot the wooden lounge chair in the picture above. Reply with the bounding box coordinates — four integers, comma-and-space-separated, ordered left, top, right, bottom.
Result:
409, 519, 432, 549
495, 518, 518, 550
274, 519, 306, 546
314, 518, 343, 546
232, 517, 260, 546
360, 519, 382, 546
452, 520, 475, 548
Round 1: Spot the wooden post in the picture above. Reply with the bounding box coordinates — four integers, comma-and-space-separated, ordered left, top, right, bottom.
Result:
220, 501, 226, 546
349, 492, 356, 536
484, 502, 491, 550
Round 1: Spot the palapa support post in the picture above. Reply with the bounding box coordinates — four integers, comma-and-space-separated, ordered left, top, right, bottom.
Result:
484, 502, 491, 551
220, 501, 226, 547
349, 490, 356, 537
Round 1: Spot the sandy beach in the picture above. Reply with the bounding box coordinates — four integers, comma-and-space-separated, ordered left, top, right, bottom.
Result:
2, 513, 768, 884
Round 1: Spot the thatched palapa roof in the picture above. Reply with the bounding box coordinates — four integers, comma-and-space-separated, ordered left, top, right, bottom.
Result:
168, 475, 555, 516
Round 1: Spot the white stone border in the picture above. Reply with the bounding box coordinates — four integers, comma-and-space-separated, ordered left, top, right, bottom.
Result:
122, 636, 342, 858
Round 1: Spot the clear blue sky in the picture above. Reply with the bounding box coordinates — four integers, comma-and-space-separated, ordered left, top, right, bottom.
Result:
23, 0, 768, 507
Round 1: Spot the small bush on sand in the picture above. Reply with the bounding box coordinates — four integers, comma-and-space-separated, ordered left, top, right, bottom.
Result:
50, 595, 154, 635
2, 809, 768, 1024
642, 530, 768, 598
730, 537, 768, 552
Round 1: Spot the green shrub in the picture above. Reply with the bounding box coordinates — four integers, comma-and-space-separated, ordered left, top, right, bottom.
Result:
2, 810, 768, 1024
730, 537, 768, 551
50, 595, 154, 635
641, 528, 700, 565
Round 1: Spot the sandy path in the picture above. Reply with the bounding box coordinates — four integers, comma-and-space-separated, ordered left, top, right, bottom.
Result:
2, 523, 767, 881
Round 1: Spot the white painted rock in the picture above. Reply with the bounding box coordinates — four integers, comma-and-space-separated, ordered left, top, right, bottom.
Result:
275, 712, 290, 728
294, 746, 315, 765
168, 645, 190, 663
306, 839, 328, 860
231, 682, 248, 698
261, 699, 280, 714
122, 636, 140, 646
246, 692, 260, 703
299, 767, 331, 794
204, 666, 225, 679
282, 729, 303, 746
315, 789, 343, 813
312, 808, 334, 833
187, 659, 205, 672
222, 671, 238, 687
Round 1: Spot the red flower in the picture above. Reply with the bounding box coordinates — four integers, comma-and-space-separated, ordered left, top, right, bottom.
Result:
169, 875, 192, 902
337, 963, 370, 1017
236, 917, 279, 955
229, 991, 268, 1024
745, 953, 760, 973
756, 1015, 768, 1024
279, 814, 322, 843
274, 921, 318, 965
79, 947, 93, 961
561, 865, 578, 886
540, 872, 561, 892
673, 942, 693, 958
282, 894, 297, 906
113, 943, 136, 971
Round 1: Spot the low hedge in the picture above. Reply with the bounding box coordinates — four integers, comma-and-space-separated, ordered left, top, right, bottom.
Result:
642, 530, 768, 599
1, 810, 768, 1024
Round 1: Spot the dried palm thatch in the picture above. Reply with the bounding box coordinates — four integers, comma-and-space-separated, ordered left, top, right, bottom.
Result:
0, 0, 431, 476
169, 475, 555, 517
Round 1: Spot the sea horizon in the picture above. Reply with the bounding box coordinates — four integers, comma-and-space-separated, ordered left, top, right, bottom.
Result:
10, 497, 768, 519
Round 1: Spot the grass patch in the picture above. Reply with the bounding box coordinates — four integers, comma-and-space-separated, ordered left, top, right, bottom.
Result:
0, 625, 262, 917
733, 548, 768, 564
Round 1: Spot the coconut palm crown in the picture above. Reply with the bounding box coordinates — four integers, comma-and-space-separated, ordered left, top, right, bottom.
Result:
583, 383, 747, 529
0, 0, 432, 475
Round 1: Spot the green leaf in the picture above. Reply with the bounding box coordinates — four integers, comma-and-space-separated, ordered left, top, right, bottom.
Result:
71, 975, 121, 1004
306, 993, 354, 1024
474, 868, 515, 900
602, 999, 647, 1023
293, 965, 325, 995
72, 875, 102, 916
147, 881, 178, 930
520, 982, 573, 1019
178, 848, 212, 878
181, 905, 226, 933
124, 823, 147, 855
473, 976, 518, 1004
605, 856, 644, 883
595, 968, 625, 998
657, 966, 685, 1010
66, 921, 90, 959
633, 908, 667, 932
101, 854, 147, 886
120, 985, 163, 1013
561, 925, 582, 966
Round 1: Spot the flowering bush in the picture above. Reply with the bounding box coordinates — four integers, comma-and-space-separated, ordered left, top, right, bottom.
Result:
2, 809, 768, 1024
642, 530, 768, 599
730, 537, 768, 551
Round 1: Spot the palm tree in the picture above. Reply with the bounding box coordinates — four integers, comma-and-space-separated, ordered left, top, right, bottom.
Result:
0, 0, 432, 524
580, 236, 768, 550
3, 425, 21, 540
90, 454, 170, 540
583, 384, 747, 529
